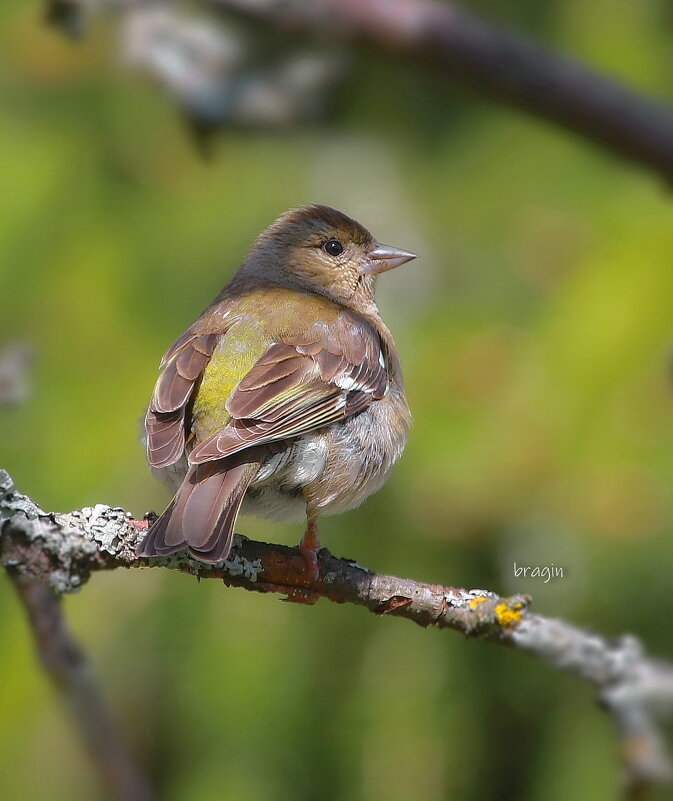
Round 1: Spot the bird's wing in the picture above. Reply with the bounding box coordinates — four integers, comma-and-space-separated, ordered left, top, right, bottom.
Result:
145, 331, 221, 468
188, 311, 387, 464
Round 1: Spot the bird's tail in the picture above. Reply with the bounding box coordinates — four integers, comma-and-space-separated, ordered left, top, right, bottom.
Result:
137, 454, 260, 563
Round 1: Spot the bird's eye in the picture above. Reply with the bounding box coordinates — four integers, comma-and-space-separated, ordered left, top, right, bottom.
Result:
322, 238, 344, 257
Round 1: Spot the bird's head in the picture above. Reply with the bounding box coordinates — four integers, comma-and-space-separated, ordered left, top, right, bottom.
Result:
239, 204, 417, 310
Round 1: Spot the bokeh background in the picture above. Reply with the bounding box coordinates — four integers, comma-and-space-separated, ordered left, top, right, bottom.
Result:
2, 1, 673, 799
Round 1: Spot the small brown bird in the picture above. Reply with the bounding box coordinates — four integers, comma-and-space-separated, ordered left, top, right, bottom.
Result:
138, 204, 415, 576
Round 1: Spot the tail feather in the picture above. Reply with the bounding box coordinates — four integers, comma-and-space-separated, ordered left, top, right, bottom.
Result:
137, 455, 260, 563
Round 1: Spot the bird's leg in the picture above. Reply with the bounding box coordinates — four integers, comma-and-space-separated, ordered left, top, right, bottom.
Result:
298, 516, 321, 584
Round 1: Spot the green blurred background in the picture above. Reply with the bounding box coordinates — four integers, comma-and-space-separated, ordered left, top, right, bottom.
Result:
2, 1, 673, 799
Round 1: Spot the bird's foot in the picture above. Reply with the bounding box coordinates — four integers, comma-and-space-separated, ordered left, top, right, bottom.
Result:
298, 542, 320, 584
254, 519, 322, 604
298, 521, 321, 585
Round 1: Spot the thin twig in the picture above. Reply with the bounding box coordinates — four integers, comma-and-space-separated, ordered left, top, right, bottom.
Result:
1, 469, 672, 797
8, 575, 155, 801
213, 0, 673, 182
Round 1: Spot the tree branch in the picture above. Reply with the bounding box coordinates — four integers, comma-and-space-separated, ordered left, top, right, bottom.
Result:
2, 468, 673, 797
10, 575, 155, 801
212, 0, 673, 182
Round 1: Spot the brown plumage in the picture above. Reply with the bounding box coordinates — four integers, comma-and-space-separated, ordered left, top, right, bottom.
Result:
138, 204, 416, 575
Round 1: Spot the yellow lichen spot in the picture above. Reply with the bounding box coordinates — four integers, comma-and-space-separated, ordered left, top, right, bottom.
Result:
469, 595, 490, 609
495, 601, 524, 628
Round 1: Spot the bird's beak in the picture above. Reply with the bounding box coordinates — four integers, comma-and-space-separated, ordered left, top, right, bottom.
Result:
362, 242, 418, 275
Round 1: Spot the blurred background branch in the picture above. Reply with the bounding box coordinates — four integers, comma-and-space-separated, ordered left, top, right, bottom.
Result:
0, 342, 34, 407
46, 0, 347, 151
10, 576, 154, 801
2, 470, 673, 798
44, 0, 673, 178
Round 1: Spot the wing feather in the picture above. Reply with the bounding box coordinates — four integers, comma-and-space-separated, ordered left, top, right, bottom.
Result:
146, 332, 219, 468
188, 311, 386, 465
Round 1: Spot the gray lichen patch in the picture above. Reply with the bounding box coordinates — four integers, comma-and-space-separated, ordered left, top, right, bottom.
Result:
1, 510, 100, 594
1, 470, 115, 593
0, 469, 47, 522
62, 504, 139, 557
444, 588, 497, 608
137, 537, 262, 582
223, 553, 263, 582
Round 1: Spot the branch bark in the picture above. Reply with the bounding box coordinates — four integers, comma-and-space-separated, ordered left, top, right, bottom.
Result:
212, 0, 673, 183
2, 468, 673, 798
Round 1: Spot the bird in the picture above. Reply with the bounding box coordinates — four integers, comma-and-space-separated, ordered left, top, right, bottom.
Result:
137, 204, 416, 579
